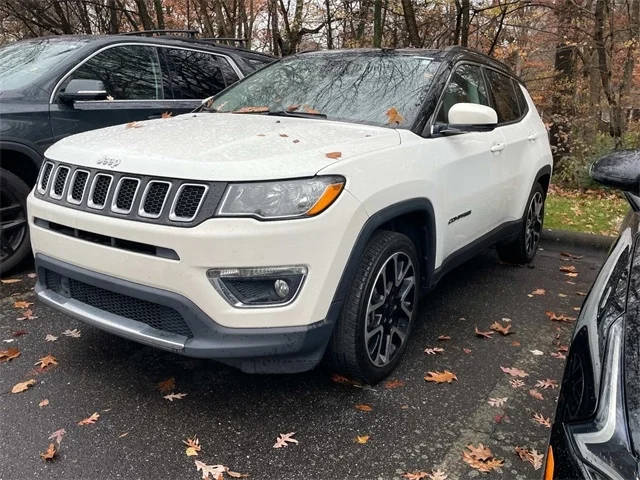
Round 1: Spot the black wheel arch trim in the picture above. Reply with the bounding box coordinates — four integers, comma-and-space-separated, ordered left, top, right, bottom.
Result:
0, 140, 44, 171
534, 164, 552, 191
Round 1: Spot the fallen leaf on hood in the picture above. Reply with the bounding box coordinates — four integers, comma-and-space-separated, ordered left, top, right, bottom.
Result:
545, 311, 575, 323
35, 354, 58, 370
501, 366, 529, 377
39, 399, 49, 408
424, 347, 444, 355
195, 460, 226, 480
12, 378, 35, 393
183, 436, 201, 456
233, 105, 269, 113
474, 327, 494, 339
279, 133, 288, 137
156, 377, 175, 393
164, 392, 187, 402
529, 389, 544, 400
17, 309, 38, 320
510, 379, 525, 388
293, 139, 300, 143
286, 104, 300, 112
14, 301, 33, 309
386, 107, 404, 125
515, 446, 544, 470
40, 443, 56, 461
529, 349, 544, 356
533, 412, 551, 428
487, 397, 508, 407
0, 347, 20, 363
303, 105, 321, 114
273, 432, 298, 448
161, 111, 172, 118
437, 335, 451, 341
424, 370, 457, 383
355, 435, 370, 444
536, 378, 558, 389
355, 404, 373, 412
78, 412, 100, 425
125, 121, 142, 128
384, 379, 404, 389
530, 288, 545, 295
48, 428, 66, 444
462, 444, 504, 472
560, 265, 576, 273
490, 322, 512, 336
45, 334, 58, 342
1, 278, 21, 284
325, 151, 342, 159
62, 329, 81, 338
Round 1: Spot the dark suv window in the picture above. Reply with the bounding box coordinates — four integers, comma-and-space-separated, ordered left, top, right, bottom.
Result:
436, 64, 489, 123
65, 45, 165, 100
485, 70, 520, 123
163, 48, 227, 99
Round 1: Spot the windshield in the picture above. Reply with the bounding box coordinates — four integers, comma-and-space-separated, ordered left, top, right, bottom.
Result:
0, 39, 88, 91
210, 52, 440, 128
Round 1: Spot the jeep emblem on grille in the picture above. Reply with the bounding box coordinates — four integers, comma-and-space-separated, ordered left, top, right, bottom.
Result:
97, 157, 121, 169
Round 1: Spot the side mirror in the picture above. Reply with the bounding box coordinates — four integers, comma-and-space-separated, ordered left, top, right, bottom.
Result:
431, 103, 498, 136
59, 79, 108, 103
591, 149, 640, 194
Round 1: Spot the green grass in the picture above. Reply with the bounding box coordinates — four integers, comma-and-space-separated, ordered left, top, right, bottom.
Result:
544, 187, 628, 237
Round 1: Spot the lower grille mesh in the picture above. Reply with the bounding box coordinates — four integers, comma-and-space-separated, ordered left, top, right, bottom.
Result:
44, 270, 192, 338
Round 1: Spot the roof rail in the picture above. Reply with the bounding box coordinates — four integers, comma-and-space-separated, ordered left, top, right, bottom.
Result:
120, 30, 246, 47
122, 29, 199, 38
200, 37, 246, 47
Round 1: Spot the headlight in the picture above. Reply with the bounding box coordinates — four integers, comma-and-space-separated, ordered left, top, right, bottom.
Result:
216, 176, 345, 220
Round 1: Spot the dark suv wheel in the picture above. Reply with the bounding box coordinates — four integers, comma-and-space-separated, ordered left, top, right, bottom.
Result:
325, 231, 420, 384
0, 168, 31, 275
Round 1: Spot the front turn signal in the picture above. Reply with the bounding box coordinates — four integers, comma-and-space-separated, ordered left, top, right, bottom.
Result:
306, 182, 344, 216
544, 445, 554, 480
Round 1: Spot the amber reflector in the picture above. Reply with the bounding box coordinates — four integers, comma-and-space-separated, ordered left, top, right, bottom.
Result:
306, 183, 344, 216
544, 445, 554, 480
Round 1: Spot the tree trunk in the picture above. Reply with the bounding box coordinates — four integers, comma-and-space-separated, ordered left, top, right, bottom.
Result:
460, 0, 469, 46
153, 0, 165, 29
400, 0, 420, 46
325, 0, 334, 49
373, 0, 382, 47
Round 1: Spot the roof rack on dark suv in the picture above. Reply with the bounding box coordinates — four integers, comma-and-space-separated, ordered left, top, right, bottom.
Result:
121, 29, 247, 47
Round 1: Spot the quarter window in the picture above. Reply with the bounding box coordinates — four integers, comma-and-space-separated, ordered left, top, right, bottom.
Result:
485, 70, 520, 123
436, 64, 489, 123
64, 45, 165, 100
163, 48, 227, 99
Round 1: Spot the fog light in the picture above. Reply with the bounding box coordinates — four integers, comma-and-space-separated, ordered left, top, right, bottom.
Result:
206, 266, 307, 308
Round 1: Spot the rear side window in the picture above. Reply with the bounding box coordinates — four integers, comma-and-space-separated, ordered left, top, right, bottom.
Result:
485, 70, 520, 123
436, 64, 489, 123
163, 48, 226, 99
65, 45, 165, 100
513, 81, 528, 116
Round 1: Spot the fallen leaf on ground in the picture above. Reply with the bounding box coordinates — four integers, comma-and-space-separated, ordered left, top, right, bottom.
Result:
355, 435, 370, 444
545, 311, 575, 323
488, 397, 508, 407
35, 354, 58, 370
424, 370, 457, 383
501, 366, 529, 377
1, 278, 21, 284
0, 347, 20, 362
48, 428, 66, 444
560, 251, 583, 260
164, 392, 187, 401
529, 389, 544, 400
39, 399, 49, 408
463, 348, 472, 354
530, 349, 544, 356
402, 472, 428, 480
62, 329, 81, 338
576, 291, 587, 296
565, 272, 579, 278
325, 151, 342, 159
424, 347, 444, 355
558, 345, 569, 352
437, 335, 451, 341
462, 444, 504, 472
536, 378, 558, 389
14, 301, 33, 309
551, 351, 566, 359
386, 107, 404, 125
490, 322, 513, 336
558, 293, 567, 297
40, 443, 56, 461
560, 265, 576, 273
13, 330, 28, 337
330, 373, 361, 387
78, 412, 99, 425
226, 469, 249, 478
45, 334, 58, 342
533, 412, 551, 428
156, 377, 175, 393
17, 309, 38, 320
384, 379, 404, 389
273, 432, 298, 448
515, 446, 544, 470
475, 326, 494, 339
355, 404, 373, 412
510, 379, 525, 388
427, 470, 448, 480
11, 379, 35, 393
183, 436, 201, 456
530, 288, 546, 295
511, 340, 521, 347
195, 460, 227, 480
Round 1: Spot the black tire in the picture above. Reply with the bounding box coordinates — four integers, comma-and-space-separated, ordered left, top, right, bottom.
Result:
497, 182, 545, 264
324, 231, 420, 384
0, 168, 31, 276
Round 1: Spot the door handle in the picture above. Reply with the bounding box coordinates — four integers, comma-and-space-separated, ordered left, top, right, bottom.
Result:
490, 143, 505, 153
527, 133, 537, 142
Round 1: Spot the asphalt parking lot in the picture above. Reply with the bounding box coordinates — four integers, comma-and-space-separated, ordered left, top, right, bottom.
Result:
0, 239, 608, 480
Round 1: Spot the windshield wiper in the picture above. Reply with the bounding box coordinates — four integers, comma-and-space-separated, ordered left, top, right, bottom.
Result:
265, 110, 327, 119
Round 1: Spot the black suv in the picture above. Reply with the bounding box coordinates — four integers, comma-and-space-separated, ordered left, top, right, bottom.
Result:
0, 33, 273, 274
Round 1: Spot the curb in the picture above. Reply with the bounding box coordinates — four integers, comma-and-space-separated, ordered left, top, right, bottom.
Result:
541, 228, 614, 252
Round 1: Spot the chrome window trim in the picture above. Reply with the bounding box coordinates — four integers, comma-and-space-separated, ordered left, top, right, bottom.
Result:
138, 180, 172, 218
66, 169, 90, 205
169, 183, 209, 222
110, 176, 140, 214
50, 42, 244, 104
87, 173, 113, 210
49, 165, 70, 200
37, 161, 55, 194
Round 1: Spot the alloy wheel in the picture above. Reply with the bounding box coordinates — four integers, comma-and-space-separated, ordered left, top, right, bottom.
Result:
525, 191, 543, 257
0, 189, 27, 266
364, 252, 416, 367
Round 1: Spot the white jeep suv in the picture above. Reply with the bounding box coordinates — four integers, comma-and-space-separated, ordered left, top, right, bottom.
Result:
28, 47, 552, 384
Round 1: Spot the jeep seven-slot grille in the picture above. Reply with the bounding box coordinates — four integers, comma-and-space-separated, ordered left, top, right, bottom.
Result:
34, 160, 225, 227
43, 269, 193, 337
